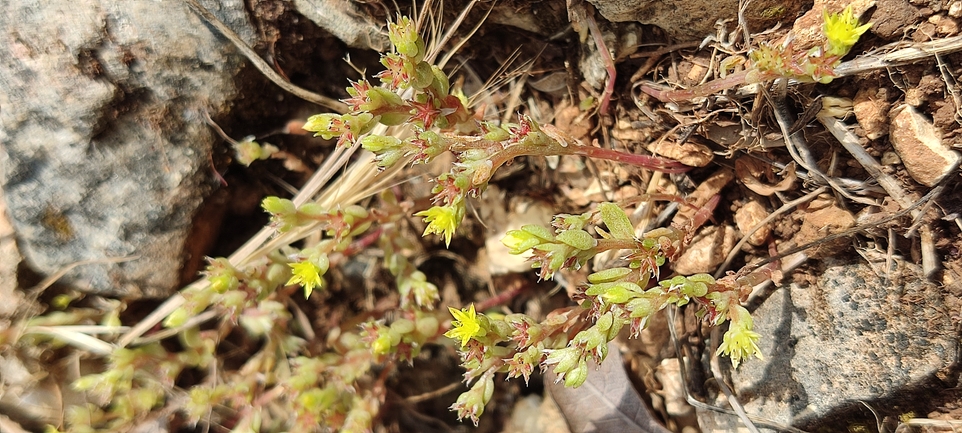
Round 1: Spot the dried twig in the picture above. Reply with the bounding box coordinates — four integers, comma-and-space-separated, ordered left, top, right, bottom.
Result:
834, 35, 962, 77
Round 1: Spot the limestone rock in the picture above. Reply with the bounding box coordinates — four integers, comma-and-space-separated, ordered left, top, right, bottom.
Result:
734, 199, 770, 246
672, 224, 736, 275
292, 0, 389, 51
587, 0, 804, 42
0, 0, 255, 298
720, 259, 957, 430
889, 104, 961, 187
853, 86, 891, 140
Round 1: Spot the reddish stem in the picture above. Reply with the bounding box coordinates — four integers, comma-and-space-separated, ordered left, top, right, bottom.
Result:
570, 145, 692, 173
585, 11, 616, 116
474, 279, 530, 312
342, 226, 384, 256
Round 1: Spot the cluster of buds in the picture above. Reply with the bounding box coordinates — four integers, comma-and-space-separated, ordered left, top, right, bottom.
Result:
642, 5, 872, 101
361, 312, 440, 362
749, 6, 871, 84
303, 15, 472, 149
443, 201, 768, 423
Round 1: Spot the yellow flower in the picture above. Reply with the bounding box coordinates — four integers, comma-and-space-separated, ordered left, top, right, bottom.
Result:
823, 6, 872, 56
287, 261, 324, 298
415, 203, 463, 247
444, 304, 484, 347
715, 306, 763, 368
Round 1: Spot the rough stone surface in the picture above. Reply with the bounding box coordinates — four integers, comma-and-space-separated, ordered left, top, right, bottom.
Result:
889, 104, 961, 187
672, 224, 736, 275
794, 203, 855, 259
292, 0, 389, 51
0, 0, 255, 298
734, 199, 771, 246
723, 259, 958, 429
0, 188, 22, 319
588, 0, 805, 42
587, 0, 738, 42
853, 86, 891, 140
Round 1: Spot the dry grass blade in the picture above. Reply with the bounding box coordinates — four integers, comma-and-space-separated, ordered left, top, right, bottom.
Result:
23, 326, 114, 356
818, 116, 914, 211
834, 35, 962, 77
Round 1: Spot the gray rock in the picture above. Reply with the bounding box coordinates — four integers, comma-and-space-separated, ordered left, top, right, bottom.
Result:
711, 259, 958, 430
0, 0, 255, 298
587, 0, 805, 42
292, 0, 389, 51
587, 0, 739, 42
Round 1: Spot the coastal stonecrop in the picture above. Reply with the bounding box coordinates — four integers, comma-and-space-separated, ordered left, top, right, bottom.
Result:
53, 12, 772, 432
293, 14, 764, 427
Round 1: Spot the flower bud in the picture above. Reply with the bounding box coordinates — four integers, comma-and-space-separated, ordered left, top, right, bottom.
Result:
587, 267, 633, 284
564, 359, 589, 388
547, 347, 581, 374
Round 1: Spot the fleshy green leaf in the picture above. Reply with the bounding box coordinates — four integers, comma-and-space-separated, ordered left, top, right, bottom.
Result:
599, 203, 634, 240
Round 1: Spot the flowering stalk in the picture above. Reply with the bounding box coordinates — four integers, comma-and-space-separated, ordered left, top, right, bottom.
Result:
641, 5, 872, 102
443, 201, 769, 424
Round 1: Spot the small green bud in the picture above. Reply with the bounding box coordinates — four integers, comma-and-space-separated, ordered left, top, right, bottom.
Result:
265, 262, 290, 288
361, 134, 402, 153
411, 61, 435, 89
627, 297, 654, 318
379, 111, 413, 126
390, 318, 415, 335
364, 86, 404, 111
164, 307, 189, 328
262, 196, 296, 216
596, 312, 614, 332
372, 334, 393, 355
303, 113, 342, 139
688, 281, 709, 297
501, 229, 543, 255
547, 347, 581, 374
481, 122, 510, 142
233, 139, 278, 166
481, 375, 495, 403
180, 326, 203, 349
343, 204, 369, 219
430, 65, 450, 96
416, 315, 440, 337
208, 273, 239, 294
564, 359, 589, 387
587, 267, 633, 284
298, 203, 325, 219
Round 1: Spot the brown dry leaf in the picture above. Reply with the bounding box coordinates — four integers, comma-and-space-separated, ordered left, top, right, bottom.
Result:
547, 343, 671, 433
734, 199, 772, 247
735, 157, 797, 196
794, 203, 856, 259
